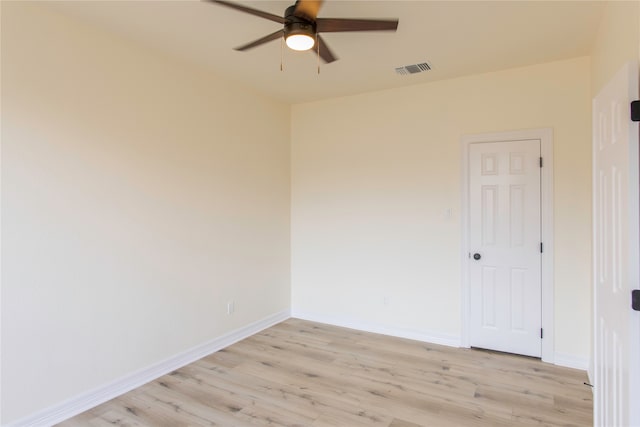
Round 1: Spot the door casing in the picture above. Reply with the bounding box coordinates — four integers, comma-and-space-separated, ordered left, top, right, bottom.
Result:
461, 128, 554, 363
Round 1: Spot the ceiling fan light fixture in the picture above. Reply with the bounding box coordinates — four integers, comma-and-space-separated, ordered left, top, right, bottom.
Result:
210, 0, 399, 64
283, 9, 316, 52
286, 33, 315, 51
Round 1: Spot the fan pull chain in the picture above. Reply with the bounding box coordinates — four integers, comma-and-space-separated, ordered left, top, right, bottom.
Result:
316, 35, 320, 75
280, 36, 284, 71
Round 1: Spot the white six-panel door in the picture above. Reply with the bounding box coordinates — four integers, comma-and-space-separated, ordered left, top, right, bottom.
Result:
593, 62, 640, 427
469, 140, 542, 357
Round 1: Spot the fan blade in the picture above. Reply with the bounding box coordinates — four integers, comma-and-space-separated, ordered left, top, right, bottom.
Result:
207, 0, 285, 24
293, 0, 324, 21
235, 30, 284, 51
317, 18, 398, 33
316, 34, 337, 63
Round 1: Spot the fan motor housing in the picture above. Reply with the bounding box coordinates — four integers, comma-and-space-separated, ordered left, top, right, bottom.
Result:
284, 5, 317, 41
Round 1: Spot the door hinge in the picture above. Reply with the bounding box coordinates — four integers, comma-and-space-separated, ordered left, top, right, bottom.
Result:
540, 328, 544, 339
539, 157, 543, 167
632, 289, 640, 311
540, 242, 543, 253
631, 100, 640, 122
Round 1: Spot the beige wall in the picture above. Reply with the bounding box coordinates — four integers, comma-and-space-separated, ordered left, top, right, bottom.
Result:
292, 57, 592, 362
591, 1, 640, 97
1, 3, 290, 424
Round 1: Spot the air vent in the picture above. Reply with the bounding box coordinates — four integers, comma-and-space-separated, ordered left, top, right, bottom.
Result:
395, 62, 432, 75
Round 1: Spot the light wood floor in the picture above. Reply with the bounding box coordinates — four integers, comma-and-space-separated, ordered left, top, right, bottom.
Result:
58, 318, 592, 426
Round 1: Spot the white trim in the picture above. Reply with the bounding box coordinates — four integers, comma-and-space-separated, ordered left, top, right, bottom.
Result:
6, 310, 291, 427
554, 352, 590, 371
292, 310, 461, 348
460, 128, 554, 363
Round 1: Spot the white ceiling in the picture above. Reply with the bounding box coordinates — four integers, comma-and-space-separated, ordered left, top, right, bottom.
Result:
44, 0, 604, 104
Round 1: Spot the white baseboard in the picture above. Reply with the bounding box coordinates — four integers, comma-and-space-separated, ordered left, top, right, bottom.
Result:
554, 352, 590, 371
7, 309, 291, 427
291, 310, 461, 348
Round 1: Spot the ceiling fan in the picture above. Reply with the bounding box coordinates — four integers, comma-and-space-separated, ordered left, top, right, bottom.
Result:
206, 0, 399, 64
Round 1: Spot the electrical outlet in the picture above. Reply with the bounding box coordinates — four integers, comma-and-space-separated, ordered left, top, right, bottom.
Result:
227, 301, 235, 315
383, 297, 390, 306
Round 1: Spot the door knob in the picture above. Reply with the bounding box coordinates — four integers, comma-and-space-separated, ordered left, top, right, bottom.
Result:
473, 253, 481, 260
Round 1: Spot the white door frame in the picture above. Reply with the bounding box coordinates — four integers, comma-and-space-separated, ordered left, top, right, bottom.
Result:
461, 128, 554, 363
